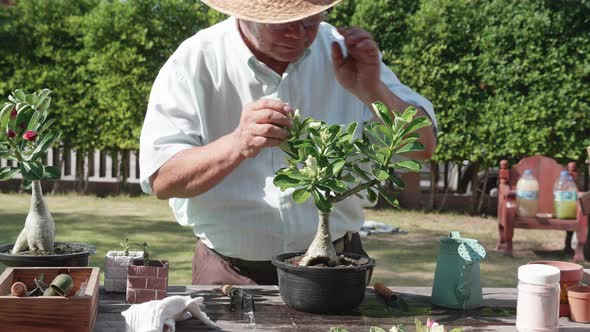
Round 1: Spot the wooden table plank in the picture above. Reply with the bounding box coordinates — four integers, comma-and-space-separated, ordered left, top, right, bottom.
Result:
96, 286, 588, 331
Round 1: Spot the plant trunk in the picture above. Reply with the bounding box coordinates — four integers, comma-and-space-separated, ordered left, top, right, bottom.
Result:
11, 180, 55, 254
299, 211, 339, 266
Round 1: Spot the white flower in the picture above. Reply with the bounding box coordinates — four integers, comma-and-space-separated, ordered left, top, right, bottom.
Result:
308, 121, 322, 130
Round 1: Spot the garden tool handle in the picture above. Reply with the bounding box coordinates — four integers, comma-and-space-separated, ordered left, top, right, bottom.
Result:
374, 282, 394, 298
221, 284, 237, 297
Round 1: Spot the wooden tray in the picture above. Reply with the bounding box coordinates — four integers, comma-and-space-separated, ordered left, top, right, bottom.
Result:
0, 267, 100, 332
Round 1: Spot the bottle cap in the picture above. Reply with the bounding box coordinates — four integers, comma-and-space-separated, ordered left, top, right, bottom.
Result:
524, 169, 532, 175
519, 264, 560, 285
560, 170, 569, 176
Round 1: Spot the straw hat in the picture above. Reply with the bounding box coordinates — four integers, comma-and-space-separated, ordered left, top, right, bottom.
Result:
201, 0, 341, 24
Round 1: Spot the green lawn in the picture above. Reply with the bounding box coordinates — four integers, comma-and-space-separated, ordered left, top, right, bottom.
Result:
1, 193, 587, 287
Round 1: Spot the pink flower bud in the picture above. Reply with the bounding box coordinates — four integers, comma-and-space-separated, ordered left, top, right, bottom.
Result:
7, 129, 16, 138
23, 130, 37, 141
10, 108, 17, 119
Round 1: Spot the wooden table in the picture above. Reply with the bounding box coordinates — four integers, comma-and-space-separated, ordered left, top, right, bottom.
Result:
96, 286, 589, 332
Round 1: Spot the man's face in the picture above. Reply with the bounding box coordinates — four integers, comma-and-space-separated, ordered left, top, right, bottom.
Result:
242, 13, 325, 63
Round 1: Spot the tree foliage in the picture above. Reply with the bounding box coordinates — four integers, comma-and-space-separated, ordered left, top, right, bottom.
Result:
0, 0, 588, 166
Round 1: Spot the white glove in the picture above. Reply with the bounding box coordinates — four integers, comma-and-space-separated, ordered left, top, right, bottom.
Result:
122, 295, 219, 332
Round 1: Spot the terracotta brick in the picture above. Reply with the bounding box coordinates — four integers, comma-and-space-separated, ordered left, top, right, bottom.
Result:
147, 277, 167, 290
156, 290, 167, 300
127, 265, 139, 277
126, 289, 136, 303
136, 266, 158, 277
134, 289, 157, 304
127, 276, 148, 289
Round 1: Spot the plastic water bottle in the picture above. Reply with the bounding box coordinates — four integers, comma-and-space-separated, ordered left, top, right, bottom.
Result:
554, 171, 578, 219
516, 169, 539, 217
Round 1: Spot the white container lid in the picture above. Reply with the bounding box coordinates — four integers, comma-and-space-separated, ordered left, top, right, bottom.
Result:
518, 264, 560, 285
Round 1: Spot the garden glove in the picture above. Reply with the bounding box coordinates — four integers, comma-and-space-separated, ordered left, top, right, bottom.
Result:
122, 295, 219, 332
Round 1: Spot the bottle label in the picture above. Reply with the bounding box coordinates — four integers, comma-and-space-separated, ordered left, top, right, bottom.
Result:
517, 190, 538, 200
554, 191, 577, 201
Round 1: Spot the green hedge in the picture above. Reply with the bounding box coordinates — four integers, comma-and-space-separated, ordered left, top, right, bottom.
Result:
0, 0, 588, 166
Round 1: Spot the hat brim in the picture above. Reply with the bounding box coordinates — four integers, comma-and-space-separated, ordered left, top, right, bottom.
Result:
201, 0, 341, 24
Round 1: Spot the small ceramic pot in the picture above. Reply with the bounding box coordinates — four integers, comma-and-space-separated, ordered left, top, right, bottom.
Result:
43, 274, 73, 296
528, 260, 584, 317
126, 258, 169, 304
567, 286, 590, 323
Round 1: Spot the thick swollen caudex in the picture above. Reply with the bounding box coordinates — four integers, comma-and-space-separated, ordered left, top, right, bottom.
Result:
299, 211, 339, 266
11, 180, 55, 254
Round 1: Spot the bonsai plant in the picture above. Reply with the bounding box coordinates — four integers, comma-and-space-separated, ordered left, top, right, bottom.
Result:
272, 102, 431, 313
0, 89, 94, 267
104, 238, 145, 292
126, 242, 169, 304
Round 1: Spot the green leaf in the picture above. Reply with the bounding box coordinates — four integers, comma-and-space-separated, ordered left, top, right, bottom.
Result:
15, 107, 34, 133
404, 117, 431, 135
0, 103, 13, 131
312, 189, 332, 213
376, 185, 399, 208
352, 164, 371, 180
401, 106, 418, 122
369, 328, 386, 332
37, 97, 51, 113
372, 168, 390, 181
346, 122, 358, 135
273, 174, 306, 190
341, 172, 356, 183
396, 142, 425, 154
371, 101, 393, 128
22, 180, 32, 190
389, 174, 406, 189
366, 187, 377, 203
26, 110, 42, 132
322, 179, 348, 193
0, 167, 20, 181
20, 161, 44, 180
43, 165, 61, 180
331, 159, 345, 175
30, 130, 61, 161
13, 90, 26, 102
329, 328, 349, 332
392, 160, 422, 172
292, 188, 311, 203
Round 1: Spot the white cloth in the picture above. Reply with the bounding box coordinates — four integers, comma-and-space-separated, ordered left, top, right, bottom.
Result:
121, 295, 218, 332
139, 17, 437, 261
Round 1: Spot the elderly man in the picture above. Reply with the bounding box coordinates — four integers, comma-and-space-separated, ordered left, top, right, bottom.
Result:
139, 0, 437, 285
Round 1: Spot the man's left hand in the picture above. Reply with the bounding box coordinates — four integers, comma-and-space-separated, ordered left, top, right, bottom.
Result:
331, 27, 381, 103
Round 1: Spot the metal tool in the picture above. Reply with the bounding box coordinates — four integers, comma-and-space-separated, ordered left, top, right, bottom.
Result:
374, 282, 409, 312
221, 285, 256, 326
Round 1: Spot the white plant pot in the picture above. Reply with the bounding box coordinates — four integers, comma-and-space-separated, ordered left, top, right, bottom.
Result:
104, 250, 144, 292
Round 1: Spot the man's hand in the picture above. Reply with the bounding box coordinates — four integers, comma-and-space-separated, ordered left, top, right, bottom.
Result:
232, 99, 293, 158
332, 27, 381, 104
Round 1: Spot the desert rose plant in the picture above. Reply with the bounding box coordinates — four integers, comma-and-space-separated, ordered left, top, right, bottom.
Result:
274, 102, 430, 266
0, 89, 62, 254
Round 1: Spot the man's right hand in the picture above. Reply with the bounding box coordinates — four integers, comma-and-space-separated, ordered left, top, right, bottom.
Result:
232, 99, 293, 158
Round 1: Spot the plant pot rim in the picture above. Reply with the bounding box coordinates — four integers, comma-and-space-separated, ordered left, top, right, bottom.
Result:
271, 251, 375, 272
0, 242, 96, 258
528, 260, 584, 282
105, 250, 144, 257
568, 285, 590, 299
130, 258, 169, 267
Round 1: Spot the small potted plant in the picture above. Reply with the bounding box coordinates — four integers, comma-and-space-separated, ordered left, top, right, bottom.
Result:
104, 238, 145, 292
0, 89, 94, 267
272, 102, 430, 313
126, 242, 169, 304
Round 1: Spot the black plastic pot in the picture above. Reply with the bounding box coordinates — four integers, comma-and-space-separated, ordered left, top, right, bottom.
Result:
272, 251, 375, 314
0, 242, 95, 267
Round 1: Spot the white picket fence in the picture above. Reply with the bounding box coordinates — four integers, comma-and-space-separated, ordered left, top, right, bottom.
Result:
0, 148, 140, 184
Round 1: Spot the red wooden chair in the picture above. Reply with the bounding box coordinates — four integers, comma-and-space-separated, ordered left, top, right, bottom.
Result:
496, 155, 588, 262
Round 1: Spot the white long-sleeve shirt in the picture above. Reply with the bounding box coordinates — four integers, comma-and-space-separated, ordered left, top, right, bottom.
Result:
139, 17, 437, 261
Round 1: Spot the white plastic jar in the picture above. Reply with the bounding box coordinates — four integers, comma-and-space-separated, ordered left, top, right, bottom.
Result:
516, 264, 561, 332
